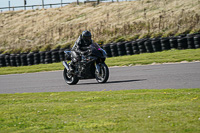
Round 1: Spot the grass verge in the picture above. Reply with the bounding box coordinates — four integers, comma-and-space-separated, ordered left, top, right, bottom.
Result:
0, 89, 199, 132
0, 49, 200, 75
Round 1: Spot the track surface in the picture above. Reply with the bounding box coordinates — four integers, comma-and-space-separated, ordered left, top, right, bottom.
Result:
0, 62, 200, 94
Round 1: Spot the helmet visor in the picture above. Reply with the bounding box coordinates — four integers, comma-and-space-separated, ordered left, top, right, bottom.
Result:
83, 36, 91, 41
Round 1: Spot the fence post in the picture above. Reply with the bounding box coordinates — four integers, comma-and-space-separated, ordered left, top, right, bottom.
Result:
97, 0, 100, 5
77, 0, 79, 5
61, 0, 63, 7
8, 1, 10, 11
24, 0, 26, 10
42, 0, 44, 8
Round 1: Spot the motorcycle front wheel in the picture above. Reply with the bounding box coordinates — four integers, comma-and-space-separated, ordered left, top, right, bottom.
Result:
95, 63, 109, 83
63, 68, 79, 85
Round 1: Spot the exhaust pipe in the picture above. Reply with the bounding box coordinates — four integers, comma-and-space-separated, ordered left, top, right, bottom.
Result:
62, 61, 70, 71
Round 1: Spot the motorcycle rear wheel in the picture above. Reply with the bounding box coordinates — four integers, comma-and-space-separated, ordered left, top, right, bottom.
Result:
63, 68, 79, 85
95, 63, 109, 83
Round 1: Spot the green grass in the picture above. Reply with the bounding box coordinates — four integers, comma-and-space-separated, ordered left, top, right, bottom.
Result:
0, 49, 200, 75
0, 89, 199, 132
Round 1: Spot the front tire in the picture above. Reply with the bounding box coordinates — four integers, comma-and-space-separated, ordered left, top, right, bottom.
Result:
63, 68, 79, 85
95, 63, 109, 83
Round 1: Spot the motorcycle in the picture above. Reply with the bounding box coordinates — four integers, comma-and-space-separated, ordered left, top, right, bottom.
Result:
62, 43, 109, 85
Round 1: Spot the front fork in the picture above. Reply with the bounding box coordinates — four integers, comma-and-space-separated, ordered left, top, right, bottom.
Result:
62, 61, 70, 71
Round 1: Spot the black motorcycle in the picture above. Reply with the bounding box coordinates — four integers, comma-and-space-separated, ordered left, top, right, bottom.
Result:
62, 43, 109, 85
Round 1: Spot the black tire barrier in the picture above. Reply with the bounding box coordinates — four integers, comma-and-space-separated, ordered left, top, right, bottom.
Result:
144, 39, 154, 53
51, 50, 60, 63
194, 35, 200, 48
5, 54, 11, 67
117, 42, 126, 56
20, 54, 28, 66
132, 41, 140, 54
161, 38, 171, 50
177, 36, 188, 49
59, 49, 65, 61
15, 54, 21, 67
34, 53, 40, 65
187, 34, 195, 49
0, 54, 6, 67
103, 44, 112, 57
40, 51, 46, 64
125, 42, 133, 55
10, 54, 17, 67
110, 43, 118, 57
27, 53, 34, 66
45, 51, 52, 64
169, 37, 178, 49
151, 38, 162, 52
137, 39, 147, 53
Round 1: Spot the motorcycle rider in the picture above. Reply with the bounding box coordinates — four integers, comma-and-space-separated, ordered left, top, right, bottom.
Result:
69, 30, 93, 72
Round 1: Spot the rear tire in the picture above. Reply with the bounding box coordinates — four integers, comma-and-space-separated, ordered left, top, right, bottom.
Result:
63, 68, 79, 85
95, 63, 109, 83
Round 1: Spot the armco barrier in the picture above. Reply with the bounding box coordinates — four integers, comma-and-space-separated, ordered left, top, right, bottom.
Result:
0, 33, 200, 68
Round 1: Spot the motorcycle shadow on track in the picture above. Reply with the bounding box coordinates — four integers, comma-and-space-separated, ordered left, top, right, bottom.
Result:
77, 79, 146, 85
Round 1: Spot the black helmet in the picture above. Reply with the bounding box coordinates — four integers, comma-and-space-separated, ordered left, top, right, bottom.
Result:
82, 30, 92, 45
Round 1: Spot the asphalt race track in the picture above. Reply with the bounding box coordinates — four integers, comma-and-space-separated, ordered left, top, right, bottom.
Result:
0, 62, 200, 94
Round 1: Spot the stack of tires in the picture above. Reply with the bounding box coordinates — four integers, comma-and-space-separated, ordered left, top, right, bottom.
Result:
21, 54, 28, 66
177, 35, 188, 49
187, 34, 195, 49
51, 50, 60, 63
169, 37, 178, 49
137, 39, 147, 53
59, 48, 65, 61
15, 54, 21, 67
194, 34, 200, 48
45, 51, 52, 64
125, 42, 133, 55
151, 38, 162, 52
0, 54, 6, 67
10, 54, 17, 66
5, 54, 11, 67
103, 44, 112, 57
110, 43, 118, 57
27, 53, 34, 66
34, 53, 40, 65
144, 39, 154, 53
161, 38, 171, 50
132, 41, 140, 54
117, 42, 126, 56
40, 51, 46, 64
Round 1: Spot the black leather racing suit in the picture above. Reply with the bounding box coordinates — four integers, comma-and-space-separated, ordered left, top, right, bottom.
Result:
70, 35, 93, 65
